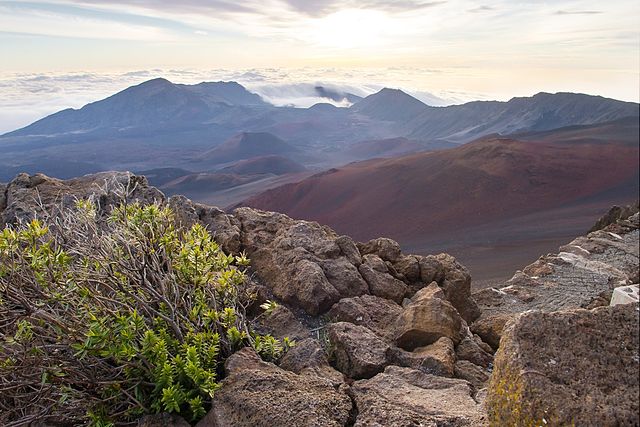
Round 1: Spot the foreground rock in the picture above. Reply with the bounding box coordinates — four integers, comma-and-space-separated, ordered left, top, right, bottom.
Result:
1, 172, 163, 225
351, 366, 486, 426
487, 304, 640, 426
199, 348, 352, 427
472, 208, 639, 347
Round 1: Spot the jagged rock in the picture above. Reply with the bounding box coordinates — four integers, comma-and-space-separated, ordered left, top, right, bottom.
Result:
474, 209, 639, 327
138, 413, 190, 427
387, 337, 456, 377
357, 237, 402, 262
456, 333, 494, 368
454, 360, 489, 390
0, 182, 6, 213
327, 322, 389, 379
253, 305, 312, 342
335, 235, 362, 265
279, 338, 344, 386
590, 202, 639, 232
319, 258, 369, 298
469, 313, 512, 351
392, 255, 421, 283
417, 254, 445, 284
168, 195, 241, 253
351, 366, 485, 426
1, 172, 164, 225
358, 263, 407, 304
234, 208, 370, 315
487, 304, 640, 426
394, 294, 463, 350
412, 281, 445, 302
199, 348, 352, 427
436, 253, 481, 323
327, 294, 402, 339
362, 254, 388, 272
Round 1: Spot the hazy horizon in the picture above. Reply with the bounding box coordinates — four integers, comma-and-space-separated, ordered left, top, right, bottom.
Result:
1, 0, 639, 133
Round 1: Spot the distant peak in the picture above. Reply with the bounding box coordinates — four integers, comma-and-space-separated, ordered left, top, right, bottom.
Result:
140, 77, 173, 86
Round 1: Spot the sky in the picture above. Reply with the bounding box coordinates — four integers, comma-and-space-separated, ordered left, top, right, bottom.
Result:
0, 0, 639, 133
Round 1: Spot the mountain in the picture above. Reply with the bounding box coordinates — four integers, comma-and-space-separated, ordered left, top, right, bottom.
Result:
406, 92, 639, 142
351, 88, 429, 122
344, 137, 444, 161
239, 119, 639, 281
221, 155, 306, 175
200, 132, 297, 165
185, 81, 266, 106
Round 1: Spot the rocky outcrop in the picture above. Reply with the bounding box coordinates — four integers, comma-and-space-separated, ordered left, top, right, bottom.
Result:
351, 366, 486, 426
472, 208, 639, 348
486, 304, 639, 426
590, 202, 639, 232
393, 292, 463, 350
327, 322, 389, 379
278, 338, 344, 386
327, 294, 402, 339
1, 172, 163, 225
199, 348, 352, 427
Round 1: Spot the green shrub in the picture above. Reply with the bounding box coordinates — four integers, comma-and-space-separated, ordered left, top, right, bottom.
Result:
0, 198, 291, 425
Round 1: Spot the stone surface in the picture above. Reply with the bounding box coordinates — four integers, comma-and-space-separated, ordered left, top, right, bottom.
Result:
417, 255, 446, 284
235, 208, 371, 316
387, 337, 456, 377
279, 338, 344, 386
455, 333, 494, 368
351, 366, 485, 426
168, 195, 241, 253
486, 304, 640, 426
138, 413, 190, 427
1, 172, 164, 226
436, 253, 481, 323
357, 237, 402, 263
200, 348, 352, 427
454, 360, 490, 391
253, 305, 312, 342
392, 255, 421, 283
610, 284, 639, 306
469, 313, 512, 351
394, 295, 463, 350
473, 210, 639, 323
327, 294, 402, 339
358, 263, 407, 304
327, 322, 389, 379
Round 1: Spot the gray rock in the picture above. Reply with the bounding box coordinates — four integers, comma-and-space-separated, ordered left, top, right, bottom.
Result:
351, 366, 485, 426
200, 348, 352, 427
327, 322, 389, 379
327, 294, 402, 339
487, 304, 640, 426
279, 338, 344, 386
358, 237, 402, 263
454, 360, 489, 390
358, 263, 408, 304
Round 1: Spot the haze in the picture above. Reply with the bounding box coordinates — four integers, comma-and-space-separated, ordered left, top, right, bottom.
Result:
1, 0, 639, 133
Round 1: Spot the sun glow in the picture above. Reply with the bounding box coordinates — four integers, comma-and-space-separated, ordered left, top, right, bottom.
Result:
302, 9, 390, 49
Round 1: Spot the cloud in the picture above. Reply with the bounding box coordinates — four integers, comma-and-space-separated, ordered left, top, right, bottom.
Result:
555, 10, 603, 15
468, 5, 494, 13
282, 0, 447, 16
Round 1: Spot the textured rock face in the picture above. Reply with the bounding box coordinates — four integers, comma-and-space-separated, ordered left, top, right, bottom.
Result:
279, 338, 344, 386
487, 304, 640, 426
351, 366, 485, 426
394, 295, 463, 350
327, 294, 402, 340
201, 348, 352, 427
387, 337, 456, 377
472, 209, 639, 348
1, 172, 164, 225
234, 207, 365, 315
327, 322, 389, 379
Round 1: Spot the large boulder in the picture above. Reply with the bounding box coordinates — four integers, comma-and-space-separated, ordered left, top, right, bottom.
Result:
234, 208, 370, 315
279, 338, 344, 386
357, 237, 402, 263
358, 262, 407, 304
436, 253, 481, 323
199, 348, 352, 427
486, 304, 640, 426
327, 294, 402, 339
350, 366, 485, 426
253, 305, 312, 342
387, 337, 456, 377
393, 294, 463, 350
327, 322, 389, 379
